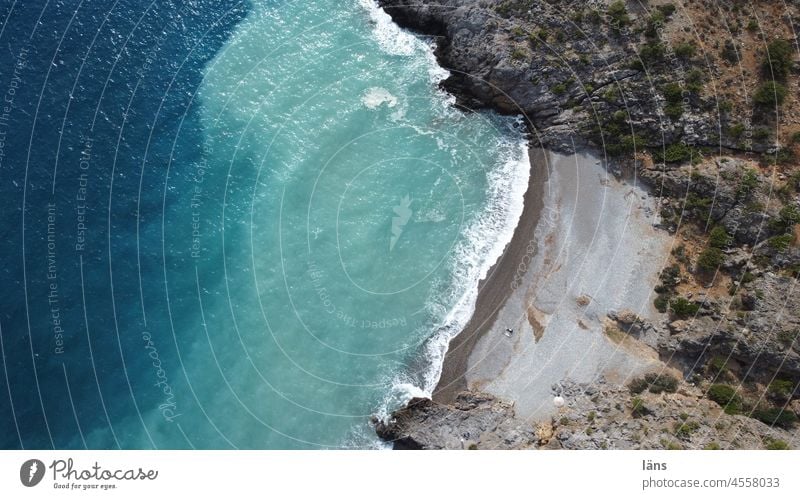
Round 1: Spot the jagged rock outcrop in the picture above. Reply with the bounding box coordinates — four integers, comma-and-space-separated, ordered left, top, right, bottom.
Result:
373, 391, 542, 449
377, 0, 766, 153
374, 380, 797, 449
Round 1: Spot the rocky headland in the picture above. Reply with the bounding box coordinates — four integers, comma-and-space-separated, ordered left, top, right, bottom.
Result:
374, 0, 800, 449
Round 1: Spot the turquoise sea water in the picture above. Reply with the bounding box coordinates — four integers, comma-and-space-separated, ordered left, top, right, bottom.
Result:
0, 0, 528, 449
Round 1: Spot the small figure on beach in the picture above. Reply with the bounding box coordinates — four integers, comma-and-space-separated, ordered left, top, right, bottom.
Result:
504, 328, 514, 337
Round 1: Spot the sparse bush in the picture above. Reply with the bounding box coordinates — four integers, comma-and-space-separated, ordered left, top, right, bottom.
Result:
674, 41, 696, 60
663, 83, 683, 104
674, 420, 700, 439
630, 373, 679, 394
752, 407, 798, 429
753, 127, 771, 140
736, 168, 759, 198
639, 41, 665, 66
768, 379, 795, 402
708, 226, 732, 248
607, 1, 631, 32
657, 4, 676, 18
707, 384, 742, 414
768, 234, 794, 251
764, 438, 790, 450
654, 294, 669, 313
665, 103, 683, 120
728, 123, 745, 138
721, 40, 739, 64
686, 68, 704, 93
662, 142, 693, 163
754, 81, 788, 106
697, 247, 724, 272
511, 47, 527, 61
762, 39, 794, 79
670, 297, 700, 318
631, 397, 649, 417
771, 204, 800, 233
707, 356, 729, 377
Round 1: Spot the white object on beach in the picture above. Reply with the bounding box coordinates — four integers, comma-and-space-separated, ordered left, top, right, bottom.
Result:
553, 396, 565, 408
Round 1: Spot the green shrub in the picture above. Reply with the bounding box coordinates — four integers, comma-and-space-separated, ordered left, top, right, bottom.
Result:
683, 193, 712, 220
639, 41, 665, 65
551, 82, 568, 95
663, 83, 684, 103
721, 40, 739, 64
607, 1, 631, 31
764, 438, 790, 450
662, 143, 693, 163
670, 297, 700, 318
658, 4, 676, 18
654, 294, 669, 313
753, 127, 771, 140
728, 123, 745, 138
686, 69, 704, 93
674, 41, 696, 60
708, 226, 732, 248
631, 397, 649, 417
707, 356, 729, 376
665, 103, 683, 120
771, 205, 800, 233
704, 442, 721, 450
754, 81, 788, 106
707, 384, 742, 414
768, 379, 794, 401
736, 168, 759, 198
674, 420, 700, 439
752, 407, 798, 429
511, 47, 527, 61
632, 372, 679, 394
763, 39, 794, 79
697, 247, 724, 272
768, 234, 794, 251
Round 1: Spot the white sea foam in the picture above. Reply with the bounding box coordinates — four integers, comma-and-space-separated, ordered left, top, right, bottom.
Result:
376, 138, 531, 421
362, 87, 398, 109
358, 0, 531, 420
419, 139, 530, 394
358, 0, 420, 56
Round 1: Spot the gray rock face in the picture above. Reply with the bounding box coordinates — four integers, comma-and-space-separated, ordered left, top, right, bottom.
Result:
639, 157, 782, 246
376, 0, 764, 153
373, 381, 798, 449
660, 272, 800, 383
372, 392, 540, 449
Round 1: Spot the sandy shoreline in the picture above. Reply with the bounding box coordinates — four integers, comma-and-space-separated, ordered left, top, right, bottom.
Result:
434, 148, 672, 419
433, 148, 549, 403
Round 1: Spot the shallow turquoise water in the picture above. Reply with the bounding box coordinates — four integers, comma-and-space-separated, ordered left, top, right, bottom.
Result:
168, 0, 531, 448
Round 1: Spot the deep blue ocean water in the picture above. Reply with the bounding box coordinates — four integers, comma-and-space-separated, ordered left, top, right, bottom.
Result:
0, 0, 529, 449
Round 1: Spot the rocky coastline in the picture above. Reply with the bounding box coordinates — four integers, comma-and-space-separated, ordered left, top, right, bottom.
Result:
374, 0, 800, 450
